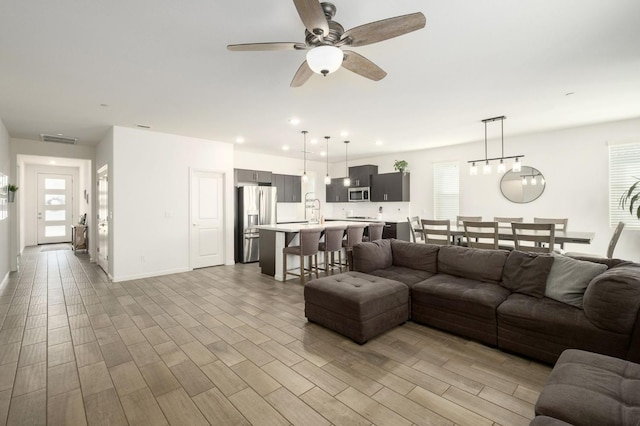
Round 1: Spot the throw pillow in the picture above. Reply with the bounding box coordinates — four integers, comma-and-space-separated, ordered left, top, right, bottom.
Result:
546, 253, 608, 309
501, 250, 554, 298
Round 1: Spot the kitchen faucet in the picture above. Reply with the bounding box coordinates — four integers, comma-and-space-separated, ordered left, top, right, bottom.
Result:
305, 192, 321, 223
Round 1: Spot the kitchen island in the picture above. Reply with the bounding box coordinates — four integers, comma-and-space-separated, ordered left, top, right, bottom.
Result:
256, 221, 370, 281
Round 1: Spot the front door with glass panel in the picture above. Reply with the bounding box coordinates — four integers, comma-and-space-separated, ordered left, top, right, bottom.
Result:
37, 173, 73, 244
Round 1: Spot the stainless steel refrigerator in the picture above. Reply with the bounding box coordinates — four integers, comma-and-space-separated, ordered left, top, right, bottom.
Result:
236, 186, 277, 263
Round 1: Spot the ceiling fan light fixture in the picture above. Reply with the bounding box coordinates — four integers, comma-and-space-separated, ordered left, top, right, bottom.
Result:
306, 46, 343, 76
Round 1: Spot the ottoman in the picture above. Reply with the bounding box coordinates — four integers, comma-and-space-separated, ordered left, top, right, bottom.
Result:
534, 349, 640, 426
304, 271, 409, 344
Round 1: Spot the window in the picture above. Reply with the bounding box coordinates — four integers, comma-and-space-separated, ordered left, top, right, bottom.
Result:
434, 162, 459, 221
609, 143, 640, 229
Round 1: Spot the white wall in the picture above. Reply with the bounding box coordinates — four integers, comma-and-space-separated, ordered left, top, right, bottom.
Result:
110, 126, 235, 282
331, 117, 640, 260
0, 119, 10, 283
234, 151, 327, 222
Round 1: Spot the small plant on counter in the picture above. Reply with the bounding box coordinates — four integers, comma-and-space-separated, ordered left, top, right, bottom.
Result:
393, 160, 409, 174
8, 184, 18, 192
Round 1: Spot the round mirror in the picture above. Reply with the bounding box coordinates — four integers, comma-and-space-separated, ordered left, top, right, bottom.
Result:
500, 166, 546, 203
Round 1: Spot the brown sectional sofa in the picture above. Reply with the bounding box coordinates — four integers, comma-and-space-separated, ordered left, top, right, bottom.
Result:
345, 238, 640, 364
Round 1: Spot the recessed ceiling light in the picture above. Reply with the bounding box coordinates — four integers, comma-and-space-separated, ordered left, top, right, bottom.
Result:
57, 133, 63, 136
340, 131, 349, 137
310, 138, 318, 145
289, 117, 300, 126
282, 145, 290, 151
49, 160, 56, 165
320, 151, 327, 157
375, 140, 383, 146
235, 137, 245, 144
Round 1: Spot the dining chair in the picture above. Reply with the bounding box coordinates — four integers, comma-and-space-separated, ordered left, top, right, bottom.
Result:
565, 221, 625, 259
363, 223, 384, 242
534, 217, 568, 250
420, 219, 451, 246
342, 224, 367, 270
407, 216, 424, 243
511, 222, 555, 254
463, 221, 499, 250
457, 216, 482, 226
283, 228, 323, 285
318, 225, 346, 275
493, 217, 523, 249
455, 216, 482, 245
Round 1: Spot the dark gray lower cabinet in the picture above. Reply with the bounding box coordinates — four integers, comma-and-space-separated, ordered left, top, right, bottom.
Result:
382, 222, 410, 241
271, 174, 301, 203
371, 172, 410, 202
326, 178, 349, 203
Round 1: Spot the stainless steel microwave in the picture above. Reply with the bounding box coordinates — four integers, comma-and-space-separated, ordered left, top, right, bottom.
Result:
348, 187, 370, 202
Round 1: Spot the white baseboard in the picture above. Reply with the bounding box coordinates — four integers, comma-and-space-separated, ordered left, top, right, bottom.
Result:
111, 267, 190, 283
0, 271, 9, 288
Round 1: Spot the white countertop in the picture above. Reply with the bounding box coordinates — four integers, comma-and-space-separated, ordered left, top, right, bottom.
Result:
256, 220, 373, 232
326, 217, 408, 224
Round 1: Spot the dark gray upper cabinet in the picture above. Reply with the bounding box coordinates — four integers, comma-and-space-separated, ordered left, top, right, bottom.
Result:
326, 177, 349, 203
371, 172, 410, 202
236, 169, 272, 184
271, 173, 301, 203
349, 165, 378, 188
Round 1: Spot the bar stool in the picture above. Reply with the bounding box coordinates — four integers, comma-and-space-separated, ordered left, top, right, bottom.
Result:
342, 224, 366, 270
318, 225, 346, 275
283, 228, 323, 285
362, 223, 384, 242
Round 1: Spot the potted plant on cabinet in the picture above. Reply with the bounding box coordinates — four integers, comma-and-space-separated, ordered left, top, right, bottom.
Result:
620, 178, 640, 218
394, 160, 409, 175
7, 184, 18, 203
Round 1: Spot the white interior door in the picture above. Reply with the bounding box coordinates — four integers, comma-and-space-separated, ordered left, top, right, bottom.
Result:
97, 167, 109, 273
190, 170, 224, 269
37, 173, 73, 244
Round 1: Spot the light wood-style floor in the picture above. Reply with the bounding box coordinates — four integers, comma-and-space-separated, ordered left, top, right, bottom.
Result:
0, 245, 551, 425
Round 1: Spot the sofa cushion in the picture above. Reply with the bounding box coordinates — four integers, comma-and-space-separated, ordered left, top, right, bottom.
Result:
534, 349, 640, 426
352, 239, 392, 273
545, 254, 607, 308
413, 274, 511, 319
437, 245, 509, 284
497, 294, 630, 363
583, 263, 640, 334
390, 239, 439, 273
502, 250, 554, 298
367, 266, 434, 287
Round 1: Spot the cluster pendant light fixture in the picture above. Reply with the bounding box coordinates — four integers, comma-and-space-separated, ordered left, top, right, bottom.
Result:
468, 116, 524, 176
301, 130, 309, 183
324, 136, 331, 185
343, 141, 351, 187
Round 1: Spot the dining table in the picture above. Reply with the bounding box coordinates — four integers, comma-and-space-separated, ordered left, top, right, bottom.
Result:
416, 224, 595, 245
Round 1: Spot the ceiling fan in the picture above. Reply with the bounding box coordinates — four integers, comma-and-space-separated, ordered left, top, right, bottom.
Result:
227, 0, 426, 87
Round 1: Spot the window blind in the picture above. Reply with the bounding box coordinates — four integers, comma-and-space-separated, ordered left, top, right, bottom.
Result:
609, 143, 640, 229
434, 162, 459, 221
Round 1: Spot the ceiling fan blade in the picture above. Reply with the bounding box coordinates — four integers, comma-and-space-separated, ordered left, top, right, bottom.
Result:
293, 0, 330, 39
227, 42, 306, 51
341, 12, 426, 47
342, 51, 387, 81
290, 61, 314, 87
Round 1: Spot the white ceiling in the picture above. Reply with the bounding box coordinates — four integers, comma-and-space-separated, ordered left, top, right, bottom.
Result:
1, 0, 639, 162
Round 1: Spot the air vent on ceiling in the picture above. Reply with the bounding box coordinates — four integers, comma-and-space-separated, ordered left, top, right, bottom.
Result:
40, 134, 78, 144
